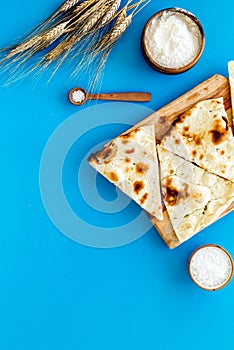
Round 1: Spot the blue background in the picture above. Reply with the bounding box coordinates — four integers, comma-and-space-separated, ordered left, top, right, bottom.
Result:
0, 0, 234, 349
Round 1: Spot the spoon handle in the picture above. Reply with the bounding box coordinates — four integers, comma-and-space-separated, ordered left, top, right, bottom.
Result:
88, 92, 151, 102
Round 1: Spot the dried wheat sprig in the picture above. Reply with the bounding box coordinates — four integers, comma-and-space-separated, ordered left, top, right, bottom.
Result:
5, 36, 43, 59
45, 1, 111, 62
18, 0, 81, 42
59, 0, 81, 13
0, 0, 151, 85
72, 8, 127, 62
70, 0, 147, 84
40, 21, 69, 49
73, 0, 101, 15
96, 9, 128, 50
94, 0, 146, 52
69, 9, 129, 78
4, 21, 69, 60
2, 0, 113, 64
80, 2, 112, 33
85, 0, 149, 88
109, 14, 132, 43
45, 35, 76, 62
74, 1, 133, 57
101, 0, 121, 25
68, 0, 111, 29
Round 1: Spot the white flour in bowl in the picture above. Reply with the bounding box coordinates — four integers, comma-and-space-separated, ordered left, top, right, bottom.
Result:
144, 11, 202, 69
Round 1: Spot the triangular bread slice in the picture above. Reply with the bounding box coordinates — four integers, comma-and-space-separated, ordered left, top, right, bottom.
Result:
160, 98, 234, 182
228, 61, 234, 128
157, 146, 234, 243
88, 125, 163, 220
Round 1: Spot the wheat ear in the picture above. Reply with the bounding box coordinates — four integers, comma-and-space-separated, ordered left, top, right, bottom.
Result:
59, 0, 81, 13
5, 36, 43, 59
45, 6, 110, 79
5, 21, 69, 60
101, 0, 121, 25
40, 21, 69, 48
45, 1, 111, 62
73, 0, 100, 15
70, 8, 129, 79
68, 0, 111, 30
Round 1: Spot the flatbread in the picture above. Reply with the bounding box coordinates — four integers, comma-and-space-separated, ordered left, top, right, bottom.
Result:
157, 146, 234, 242
160, 98, 234, 182
88, 125, 163, 220
228, 61, 234, 127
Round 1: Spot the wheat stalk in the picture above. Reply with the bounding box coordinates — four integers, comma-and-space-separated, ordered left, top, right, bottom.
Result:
45, 1, 111, 62
5, 36, 43, 59
59, 0, 81, 13
96, 8, 127, 50
5, 21, 69, 60
68, 0, 111, 29
70, 8, 130, 80
101, 0, 121, 25
109, 14, 132, 43
81, 2, 111, 32
73, 0, 100, 15
45, 36, 74, 61
21, 0, 81, 42
0, 0, 151, 85
40, 21, 69, 48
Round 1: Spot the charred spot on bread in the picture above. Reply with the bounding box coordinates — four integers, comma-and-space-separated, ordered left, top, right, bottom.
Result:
125, 148, 135, 154
93, 142, 118, 164
120, 128, 140, 140
133, 181, 145, 195
194, 135, 203, 146
175, 108, 193, 124
140, 193, 148, 205
136, 162, 149, 174
183, 126, 190, 132
163, 178, 190, 206
208, 119, 229, 145
88, 153, 99, 164
107, 171, 119, 182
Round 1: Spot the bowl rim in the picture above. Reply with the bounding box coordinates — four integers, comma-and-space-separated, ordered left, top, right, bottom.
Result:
188, 244, 234, 291
141, 7, 205, 74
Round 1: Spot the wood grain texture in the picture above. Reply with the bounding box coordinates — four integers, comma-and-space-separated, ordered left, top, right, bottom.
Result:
89, 92, 152, 102
129, 74, 233, 248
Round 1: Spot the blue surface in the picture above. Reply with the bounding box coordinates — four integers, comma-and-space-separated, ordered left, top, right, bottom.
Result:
0, 1, 234, 349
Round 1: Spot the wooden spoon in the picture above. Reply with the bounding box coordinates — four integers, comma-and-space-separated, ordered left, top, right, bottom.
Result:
69, 87, 151, 106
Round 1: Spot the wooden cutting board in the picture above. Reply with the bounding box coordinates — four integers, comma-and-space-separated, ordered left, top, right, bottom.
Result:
130, 74, 234, 248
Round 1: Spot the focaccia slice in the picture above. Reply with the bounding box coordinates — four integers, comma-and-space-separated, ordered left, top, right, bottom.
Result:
157, 146, 234, 243
160, 98, 234, 182
88, 125, 163, 220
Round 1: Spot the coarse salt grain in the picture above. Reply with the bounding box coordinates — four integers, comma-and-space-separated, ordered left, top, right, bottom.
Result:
72, 89, 86, 103
190, 246, 233, 290
144, 11, 202, 69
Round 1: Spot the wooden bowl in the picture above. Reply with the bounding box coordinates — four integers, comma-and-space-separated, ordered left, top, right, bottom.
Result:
141, 8, 205, 74
188, 244, 234, 291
